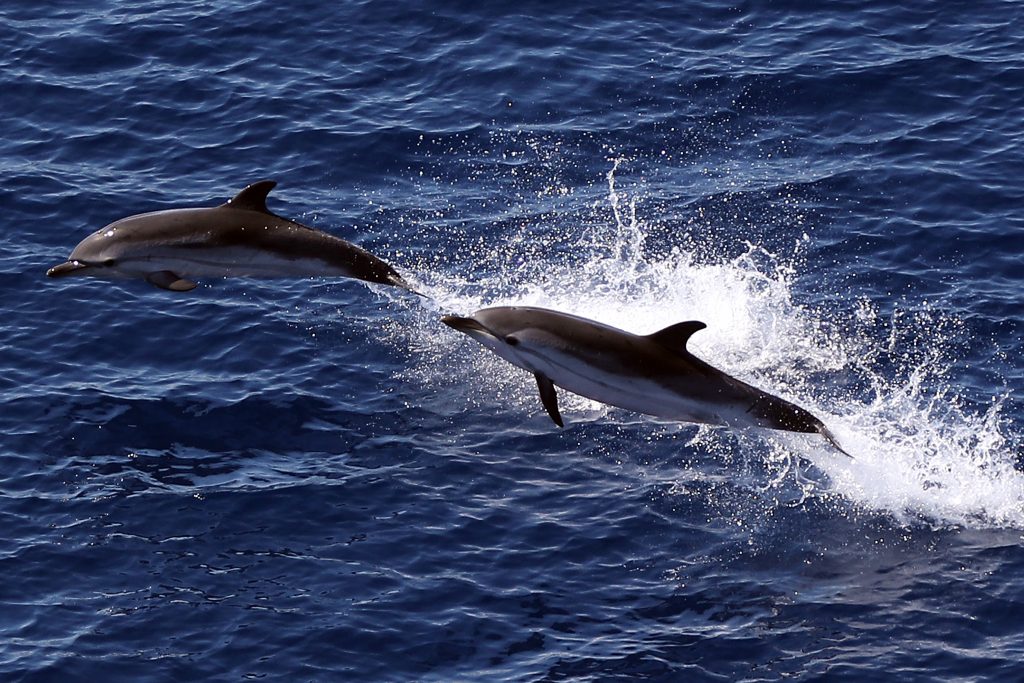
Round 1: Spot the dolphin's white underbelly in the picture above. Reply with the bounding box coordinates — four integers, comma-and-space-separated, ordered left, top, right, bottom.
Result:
518, 353, 761, 428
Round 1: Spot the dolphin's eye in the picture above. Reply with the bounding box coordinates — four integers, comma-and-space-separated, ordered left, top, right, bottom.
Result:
102, 258, 117, 266
505, 336, 520, 346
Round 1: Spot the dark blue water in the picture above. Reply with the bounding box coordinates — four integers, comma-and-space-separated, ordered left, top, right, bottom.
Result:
4, 1, 1024, 680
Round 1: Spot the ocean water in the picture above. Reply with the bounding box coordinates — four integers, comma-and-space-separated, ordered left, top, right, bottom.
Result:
3, 0, 1024, 680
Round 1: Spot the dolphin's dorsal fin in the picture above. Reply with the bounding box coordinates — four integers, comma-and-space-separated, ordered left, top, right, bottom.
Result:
225, 180, 277, 213
534, 373, 564, 428
646, 320, 707, 352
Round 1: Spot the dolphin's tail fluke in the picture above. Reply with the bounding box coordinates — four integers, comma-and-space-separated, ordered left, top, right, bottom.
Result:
819, 425, 853, 459
390, 272, 426, 297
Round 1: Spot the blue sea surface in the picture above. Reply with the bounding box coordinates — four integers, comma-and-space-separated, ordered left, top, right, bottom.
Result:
3, 1, 1024, 680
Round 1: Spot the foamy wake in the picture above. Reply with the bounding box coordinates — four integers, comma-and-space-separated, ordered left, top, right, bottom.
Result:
384, 161, 1023, 529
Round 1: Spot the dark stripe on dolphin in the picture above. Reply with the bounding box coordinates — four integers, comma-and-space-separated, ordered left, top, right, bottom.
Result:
178, 219, 408, 287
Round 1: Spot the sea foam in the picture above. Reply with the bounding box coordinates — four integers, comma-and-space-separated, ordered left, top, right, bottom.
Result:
388, 159, 1022, 529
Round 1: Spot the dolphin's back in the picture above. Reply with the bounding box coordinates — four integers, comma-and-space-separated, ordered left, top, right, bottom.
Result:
205, 206, 404, 284
489, 307, 713, 379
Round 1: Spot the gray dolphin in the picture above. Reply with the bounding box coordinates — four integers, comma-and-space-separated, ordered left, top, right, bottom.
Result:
442, 306, 850, 457
47, 180, 414, 292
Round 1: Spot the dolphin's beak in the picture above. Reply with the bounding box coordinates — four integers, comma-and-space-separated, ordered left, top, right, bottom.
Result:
441, 315, 488, 334
46, 260, 90, 278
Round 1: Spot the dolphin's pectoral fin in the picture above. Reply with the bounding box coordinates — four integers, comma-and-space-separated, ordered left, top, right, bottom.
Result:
534, 373, 564, 428
224, 180, 276, 214
646, 320, 708, 353
146, 271, 197, 292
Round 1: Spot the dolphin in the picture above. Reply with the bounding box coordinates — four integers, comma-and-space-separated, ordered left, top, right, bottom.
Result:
46, 180, 414, 292
442, 306, 850, 457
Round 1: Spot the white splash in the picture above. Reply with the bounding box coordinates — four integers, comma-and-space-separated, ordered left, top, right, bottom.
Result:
387, 160, 1023, 529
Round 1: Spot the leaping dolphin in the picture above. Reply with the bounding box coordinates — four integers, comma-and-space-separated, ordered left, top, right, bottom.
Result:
442, 306, 850, 457
46, 180, 414, 292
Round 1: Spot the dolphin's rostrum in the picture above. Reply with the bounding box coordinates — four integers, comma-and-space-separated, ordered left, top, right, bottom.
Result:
443, 306, 851, 457
47, 180, 414, 292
